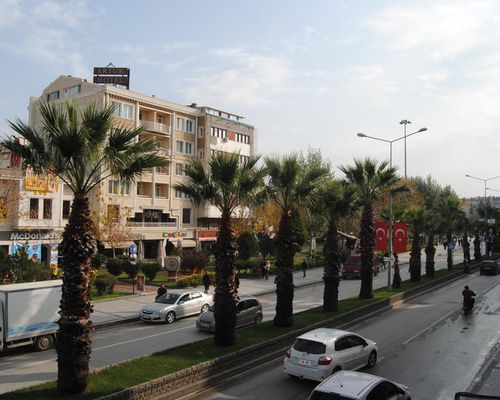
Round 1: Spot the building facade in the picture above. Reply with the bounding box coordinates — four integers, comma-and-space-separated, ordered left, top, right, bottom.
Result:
0, 75, 255, 264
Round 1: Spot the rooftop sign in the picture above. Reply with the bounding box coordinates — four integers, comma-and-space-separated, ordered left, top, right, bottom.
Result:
93, 64, 130, 89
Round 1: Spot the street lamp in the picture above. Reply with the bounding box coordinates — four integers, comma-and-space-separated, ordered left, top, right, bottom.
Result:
465, 174, 500, 222
400, 120, 412, 178
357, 127, 428, 291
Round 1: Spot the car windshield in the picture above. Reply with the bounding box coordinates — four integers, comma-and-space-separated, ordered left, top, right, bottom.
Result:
155, 293, 180, 304
345, 257, 360, 265
293, 338, 326, 354
309, 391, 353, 400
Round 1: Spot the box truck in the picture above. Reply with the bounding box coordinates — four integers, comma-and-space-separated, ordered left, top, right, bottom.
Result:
0, 280, 61, 352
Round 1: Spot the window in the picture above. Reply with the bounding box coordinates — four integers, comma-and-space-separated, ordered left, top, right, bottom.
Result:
176, 141, 194, 155
186, 119, 194, 132
176, 141, 184, 153
175, 189, 190, 199
157, 115, 163, 124
198, 127, 204, 138
335, 337, 351, 351
108, 180, 130, 195
29, 198, 39, 219
43, 199, 52, 219
175, 163, 186, 176
235, 132, 250, 144
47, 91, 60, 101
198, 149, 204, 159
62, 200, 71, 219
155, 184, 161, 197
107, 204, 119, 223
292, 339, 326, 354
347, 335, 366, 347
182, 208, 192, 224
176, 117, 184, 131
185, 142, 193, 154
64, 85, 81, 96
210, 126, 227, 138
112, 102, 134, 120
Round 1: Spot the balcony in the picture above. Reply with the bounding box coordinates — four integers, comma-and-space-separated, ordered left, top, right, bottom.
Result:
158, 148, 171, 157
140, 120, 171, 134
126, 222, 176, 228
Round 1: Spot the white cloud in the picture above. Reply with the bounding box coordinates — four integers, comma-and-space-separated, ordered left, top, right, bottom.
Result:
346, 65, 398, 106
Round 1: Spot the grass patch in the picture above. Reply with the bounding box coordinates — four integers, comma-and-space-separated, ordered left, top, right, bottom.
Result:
91, 292, 132, 302
3, 262, 477, 400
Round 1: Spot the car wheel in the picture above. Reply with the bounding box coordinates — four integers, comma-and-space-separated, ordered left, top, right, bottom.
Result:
34, 335, 54, 351
201, 303, 209, 313
165, 311, 176, 324
255, 313, 263, 324
367, 351, 377, 368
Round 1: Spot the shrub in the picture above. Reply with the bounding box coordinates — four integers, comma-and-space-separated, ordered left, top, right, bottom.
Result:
91, 253, 107, 270
141, 262, 162, 281
181, 251, 210, 273
122, 261, 139, 279
257, 232, 275, 260
176, 272, 215, 288
94, 271, 117, 296
237, 231, 259, 260
106, 258, 124, 276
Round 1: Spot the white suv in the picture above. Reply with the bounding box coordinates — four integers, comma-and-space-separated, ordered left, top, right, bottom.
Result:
284, 328, 378, 382
308, 371, 411, 400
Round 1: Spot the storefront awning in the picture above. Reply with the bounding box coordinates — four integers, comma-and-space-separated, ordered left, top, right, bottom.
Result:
181, 240, 197, 248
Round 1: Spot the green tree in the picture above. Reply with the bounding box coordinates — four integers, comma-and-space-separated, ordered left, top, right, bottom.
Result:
257, 232, 275, 261
174, 153, 266, 345
237, 231, 259, 260
319, 180, 356, 311
404, 206, 426, 282
265, 154, 328, 326
340, 158, 399, 299
0, 101, 167, 394
423, 210, 441, 278
440, 195, 463, 270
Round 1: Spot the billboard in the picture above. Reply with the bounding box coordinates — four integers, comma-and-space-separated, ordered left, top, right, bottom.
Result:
93, 66, 130, 89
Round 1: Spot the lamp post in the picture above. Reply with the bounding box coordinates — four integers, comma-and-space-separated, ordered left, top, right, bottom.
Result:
400, 120, 411, 178
357, 126, 427, 291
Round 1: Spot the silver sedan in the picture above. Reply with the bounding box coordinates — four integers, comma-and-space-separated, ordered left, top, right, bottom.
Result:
140, 290, 212, 324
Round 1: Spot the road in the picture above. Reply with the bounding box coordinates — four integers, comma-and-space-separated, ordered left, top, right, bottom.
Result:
182, 273, 500, 400
0, 249, 468, 394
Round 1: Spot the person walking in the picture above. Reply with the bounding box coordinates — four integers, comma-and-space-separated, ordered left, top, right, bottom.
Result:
264, 260, 270, 280
301, 259, 308, 278
202, 270, 211, 294
156, 284, 167, 300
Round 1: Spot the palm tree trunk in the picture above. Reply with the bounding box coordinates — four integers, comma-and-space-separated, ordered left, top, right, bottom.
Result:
473, 233, 481, 260
410, 232, 421, 282
323, 218, 340, 312
274, 212, 296, 326
213, 210, 237, 346
447, 229, 453, 270
359, 204, 375, 299
425, 234, 435, 278
57, 195, 96, 395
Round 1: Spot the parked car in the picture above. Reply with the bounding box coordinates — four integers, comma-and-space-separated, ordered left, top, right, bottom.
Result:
480, 260, 499, 275
140, 291, 212, 324
196, 296, 263, 332
307, 370, 411, 400
283, 328, 378, 382
342, 254, 381, 279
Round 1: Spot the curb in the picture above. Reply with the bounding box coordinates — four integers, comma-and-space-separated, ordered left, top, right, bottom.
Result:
95, 265, 475, 400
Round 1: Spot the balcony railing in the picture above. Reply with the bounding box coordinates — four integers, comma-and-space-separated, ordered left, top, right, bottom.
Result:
140, 120, 171, 134
126, 222, 177, 228
158, 148, 171, 156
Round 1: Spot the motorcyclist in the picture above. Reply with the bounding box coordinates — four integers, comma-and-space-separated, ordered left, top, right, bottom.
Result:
462, 285, 476, 311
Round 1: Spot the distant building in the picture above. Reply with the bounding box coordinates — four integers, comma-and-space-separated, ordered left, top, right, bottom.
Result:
462, 196, 500, 219
0, 75, 255, 263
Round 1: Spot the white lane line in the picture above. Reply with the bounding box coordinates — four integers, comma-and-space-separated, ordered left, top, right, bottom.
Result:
94, 325, 193, 351
0, 357, 57, 373
402, 309, 456, 346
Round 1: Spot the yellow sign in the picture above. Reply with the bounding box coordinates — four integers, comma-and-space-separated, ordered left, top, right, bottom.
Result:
24, 168, 58, 193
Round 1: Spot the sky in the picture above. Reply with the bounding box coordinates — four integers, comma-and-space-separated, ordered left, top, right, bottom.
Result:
1, 0, 500, 198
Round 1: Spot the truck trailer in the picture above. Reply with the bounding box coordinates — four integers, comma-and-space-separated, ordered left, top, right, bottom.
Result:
0, 280, 61, 352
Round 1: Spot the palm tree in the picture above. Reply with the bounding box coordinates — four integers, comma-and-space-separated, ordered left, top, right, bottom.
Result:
319, 180, 356, 311
265, 154, 328, 326
0, 101, 167, 395
423, 210, 441, 278
404, 206, 426, 282
174, 153, 266, 345
340, 158, 399, 299
440, 196, 463, 270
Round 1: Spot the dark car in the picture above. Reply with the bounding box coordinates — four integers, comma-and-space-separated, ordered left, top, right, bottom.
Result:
196, 296, 263, 332
480, 260, 499, 275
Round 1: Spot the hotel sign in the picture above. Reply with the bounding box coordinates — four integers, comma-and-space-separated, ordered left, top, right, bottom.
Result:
93, 66, 130, 89
10, 232, 59, 241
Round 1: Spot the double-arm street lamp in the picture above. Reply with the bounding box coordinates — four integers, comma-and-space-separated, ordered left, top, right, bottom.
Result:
465, 174, 500, 223
357, 126, 428, 291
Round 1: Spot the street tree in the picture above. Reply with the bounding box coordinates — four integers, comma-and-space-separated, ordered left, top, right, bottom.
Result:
440, 195, 464, 270
340, 158, 399, 299
404, 206, 426, 282
174, 153, 266, 345
423, 210, 441, 278
265, 154, 328, 326
0, 101, 168, 395
319, 180, 356, 311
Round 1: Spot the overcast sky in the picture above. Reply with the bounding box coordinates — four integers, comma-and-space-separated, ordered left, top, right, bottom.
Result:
2, 0, 500, 198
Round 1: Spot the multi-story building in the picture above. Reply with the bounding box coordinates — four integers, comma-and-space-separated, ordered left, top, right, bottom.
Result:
0, 75, 255, 264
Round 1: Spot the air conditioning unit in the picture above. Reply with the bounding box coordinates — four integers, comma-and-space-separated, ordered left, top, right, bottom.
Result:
222, 137, 228, 143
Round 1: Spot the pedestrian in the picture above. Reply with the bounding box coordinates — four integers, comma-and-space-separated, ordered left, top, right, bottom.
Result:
259, 261, 266, 279
301, 259, 308, 278
156, 284, 167, 300
264, 260, 270, 280
202, 270, 211, 294
234, 269, 240, 289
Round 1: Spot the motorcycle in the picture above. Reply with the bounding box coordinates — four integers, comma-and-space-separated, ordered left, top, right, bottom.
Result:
462, 297, 475, 315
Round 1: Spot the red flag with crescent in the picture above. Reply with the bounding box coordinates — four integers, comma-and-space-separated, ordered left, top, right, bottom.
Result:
375, 221, 388, 251
393, 222, 408, 253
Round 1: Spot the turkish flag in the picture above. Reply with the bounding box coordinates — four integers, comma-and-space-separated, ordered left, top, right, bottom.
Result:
375, 221, 388, 251
393, 222, 408, 253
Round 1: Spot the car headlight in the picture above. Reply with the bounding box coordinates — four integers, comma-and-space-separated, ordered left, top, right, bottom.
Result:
153, 310, 161, 315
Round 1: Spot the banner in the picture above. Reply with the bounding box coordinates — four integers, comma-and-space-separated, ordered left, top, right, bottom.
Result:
375, 221, 388, 251
393, 222, 408, 254
11, 242, 42, 262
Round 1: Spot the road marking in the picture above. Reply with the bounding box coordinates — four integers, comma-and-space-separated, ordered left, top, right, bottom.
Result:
94, 325, 193, 351
0, 357, 56, 372
402, 309, 456, 345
